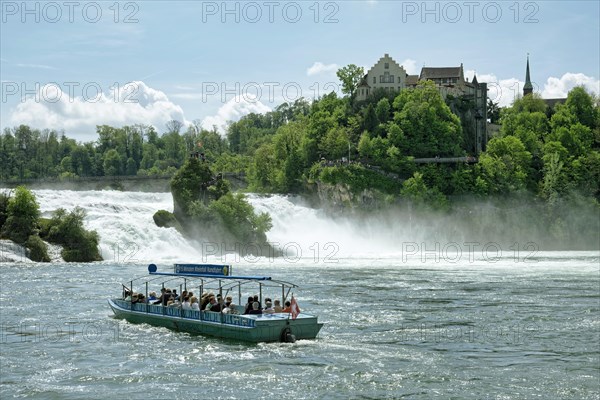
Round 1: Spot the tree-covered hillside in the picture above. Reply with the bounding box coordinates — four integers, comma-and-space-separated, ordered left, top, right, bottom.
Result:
2, 78, 598, 211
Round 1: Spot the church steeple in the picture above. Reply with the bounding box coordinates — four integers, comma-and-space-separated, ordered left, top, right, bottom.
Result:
523, 54, 533, 96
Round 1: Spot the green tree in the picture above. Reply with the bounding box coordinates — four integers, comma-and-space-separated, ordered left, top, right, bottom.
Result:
336, 64, 365, 98
477, 136, 532, 194
44, 207, 102, 262
125, 157, 137, 175
565, 86, 597, 129
170, 157, 214, 217
487, 99, 501, 124
208, 192, 272, 243
375, 98, 391, 123
393, 81, 463, 157
401, 172, 448, 210
103, 149, 122, 176
2, 186, 40, 243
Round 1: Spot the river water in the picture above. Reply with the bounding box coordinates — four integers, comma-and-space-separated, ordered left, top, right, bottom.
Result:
0, 190, 598, 399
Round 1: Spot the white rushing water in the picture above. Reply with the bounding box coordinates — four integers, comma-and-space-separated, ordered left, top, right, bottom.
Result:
28, 190, 200, 263
16, 190, 400, 263
3, 189, 597, 265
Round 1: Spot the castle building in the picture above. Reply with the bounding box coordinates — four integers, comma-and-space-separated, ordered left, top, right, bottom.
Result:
356, 54, 488, 154
356, 54, 407, 99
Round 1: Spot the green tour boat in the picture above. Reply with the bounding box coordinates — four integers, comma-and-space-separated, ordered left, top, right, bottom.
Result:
108, 263, 324, 343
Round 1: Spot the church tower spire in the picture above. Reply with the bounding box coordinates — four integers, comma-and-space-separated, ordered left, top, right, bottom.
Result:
523, 54, 533, 96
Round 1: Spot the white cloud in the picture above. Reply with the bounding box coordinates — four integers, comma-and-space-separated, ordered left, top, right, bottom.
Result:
400, 58, 418, 75
201, 95, 271, 135
8, 81, 189, 140
465, 70, 522, 107
541, 73, 600, 99
307, 62, 339, 76
468, 70, 600, 108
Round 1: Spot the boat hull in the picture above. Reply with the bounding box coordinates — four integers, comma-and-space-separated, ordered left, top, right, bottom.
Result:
108, 299, 323, 343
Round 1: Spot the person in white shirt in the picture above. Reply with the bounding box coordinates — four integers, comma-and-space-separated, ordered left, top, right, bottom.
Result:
181, 296, 191, 310
263, 301, 275, 314
190, 296, 200, 310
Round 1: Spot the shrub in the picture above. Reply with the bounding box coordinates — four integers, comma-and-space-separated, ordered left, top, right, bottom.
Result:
26, 235, 50, 262
153, 210, 180, 229
0, 192, 9, 230
2, 186, 40, 243
43, 207, 102, 262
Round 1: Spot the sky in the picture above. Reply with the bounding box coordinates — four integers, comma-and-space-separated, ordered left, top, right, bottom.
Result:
1, 0, 599, 141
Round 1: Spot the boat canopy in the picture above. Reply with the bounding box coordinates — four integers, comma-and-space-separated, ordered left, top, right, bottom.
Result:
120, 264, 298, 306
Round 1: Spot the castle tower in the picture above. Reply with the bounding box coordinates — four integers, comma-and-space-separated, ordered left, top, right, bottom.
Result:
523, 54, 533, 96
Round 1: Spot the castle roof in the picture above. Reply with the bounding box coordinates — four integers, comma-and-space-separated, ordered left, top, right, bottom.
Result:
406, 74, 419, 86
420, 65, 463, 80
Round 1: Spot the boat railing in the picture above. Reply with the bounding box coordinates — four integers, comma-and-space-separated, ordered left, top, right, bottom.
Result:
118, 299, 257, 327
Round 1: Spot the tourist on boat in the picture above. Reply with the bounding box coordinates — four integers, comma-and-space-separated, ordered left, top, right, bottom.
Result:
209, 297, 222, 312
263, 301, 275, 314
148, 292, 157, 301
282, 301, 292, 313
181, 296, 191, 310
190, 296, 200, 310
212, 297, 222, 312
200, 293, 213, 310
248, 302, 262, 315
264, 297, 272, 309
167, 294, 179, 307
273, 300, 283, 313
244, 296, 254, 314
153, 288, 166, 305
222, 301, 234, 314
216, 294, 226, 311
179, 290, 188, 301
162, 289, 173, 306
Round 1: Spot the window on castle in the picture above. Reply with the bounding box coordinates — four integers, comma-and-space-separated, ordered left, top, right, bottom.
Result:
373, 76, 376, 84
380, 72, 394, 83
385, 63, 389, 69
